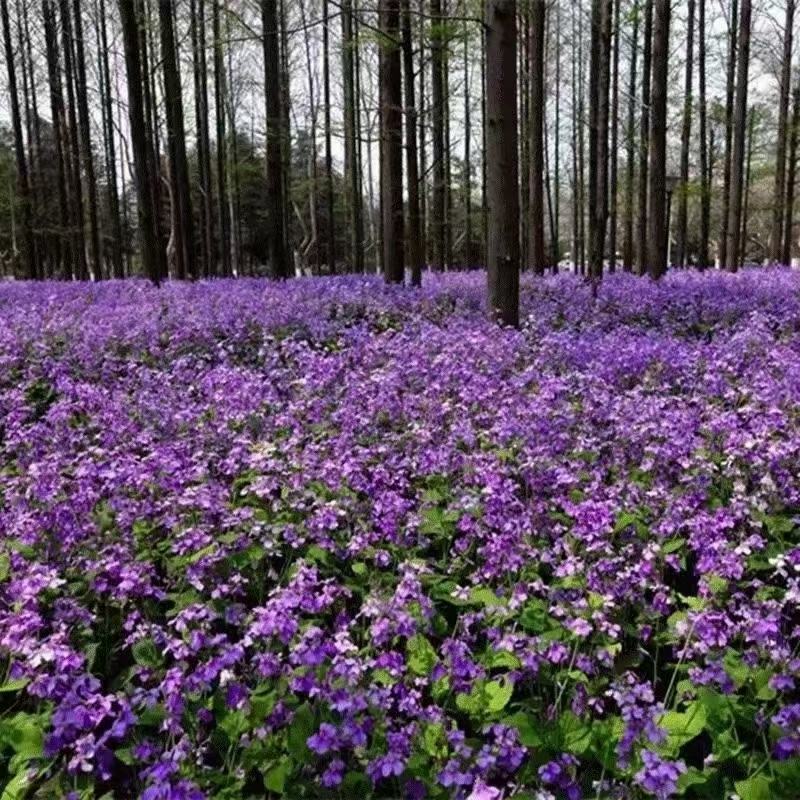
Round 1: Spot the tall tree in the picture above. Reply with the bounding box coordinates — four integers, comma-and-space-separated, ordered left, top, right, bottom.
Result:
159, 0, 195, 279
213, 0, 231, 275
646, 0, 670, 279
72, 0, 103, 278
636, 0, 652, 274
719, 0, 739, 267
725, 0, 751, 271
698, 0, 710, 269
402, 0, 423, 286
607, 0, 620, 270
486, 0, 519, 326
430, 0, 446, 270
675, 0, 694, 268
118, 0, 163, 284
588, 0, 612, 280
0, 0, 36, 278
783, 81, 800, 265
770, 0, 795, 263
379, 0, 405, 283
190, 0, 215, 277
342, 0, 363, 272
323, 0, 336, 272
528, 0, 546, 274
263, 0, 290, 277
622, 0, 639, 271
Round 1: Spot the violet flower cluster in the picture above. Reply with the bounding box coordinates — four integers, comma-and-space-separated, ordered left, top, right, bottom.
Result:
1, 271, 799, 798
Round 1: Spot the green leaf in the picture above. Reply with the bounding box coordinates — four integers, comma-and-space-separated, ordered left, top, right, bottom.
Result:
351, 562, 368, 577
735, 775, 774, 800
0, 679, 28, 694
263, 758, 291, 794
0, 714, 44, 759
659, 704, 707, 755
662, 537, 686, 554
131, 638, 163, 668
0, 553, 10, 582
470, 587, 503, 608
484, 679, 513, 713
287, 705, 314, 762
487, 650, 521, 669
503, 712, 542, 747
406, 634, 438, 676
0, 768, 33, 800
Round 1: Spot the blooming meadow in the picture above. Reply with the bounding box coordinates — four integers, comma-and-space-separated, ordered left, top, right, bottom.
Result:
1, 271, 800, 799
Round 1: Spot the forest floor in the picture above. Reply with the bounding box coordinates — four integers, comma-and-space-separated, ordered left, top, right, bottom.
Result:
1, 271, 799, 799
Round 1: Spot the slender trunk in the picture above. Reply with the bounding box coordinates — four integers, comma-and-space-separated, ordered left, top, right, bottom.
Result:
552, 0, 560, 268
263, 0, 290, 277
607, 0, 620, 271
419, 0, 428, 264
589, 0, 612, 280
118, 0, 163, 284
323, 0, 336, 272
528, 0, 546, 274
725, 0, 751, 271
740, 107, 754, 263
213, 0, 231, 275
486, 0, 519, 326
675, 0, 694, 268
636, 0, 653, 274
403, 0, 423, 286
0, 0, 35, 278
698, 0, 710, 269
622, 0, 638, 271
99, 0, 124, 278
719, 0, 738, 267
342, 0, 363, 272
463, 12, 472, 268
783, 83, 800, 265
646, 0, 670, 279
431, 0, 445, 270
771, 0, 795, 262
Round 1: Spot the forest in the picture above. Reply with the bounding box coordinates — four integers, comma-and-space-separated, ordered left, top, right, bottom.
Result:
2, 2, 800, 800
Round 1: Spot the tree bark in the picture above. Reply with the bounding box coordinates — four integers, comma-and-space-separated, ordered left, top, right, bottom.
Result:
403, 0, 423, 286
725, 0, 751, 272
770, 0, 795, 263
430, 0, 445, 270
323, 0, 336, 272
646, 0, 670, 279
622, 0, 638, 271
719, 0, 738, 268
379, 0, 405, 284
675, 0, 694, 268
636, 0, 653, 274
783, 82, 800, 265
528, 0, 546, 274
262, 0, 290, 278
118, 0, 163, 284
0, 0, 35, 278
486, 0, 519, 326
698, 0, 710, 269
213, 1, 231, 275
607, 0, 620, 271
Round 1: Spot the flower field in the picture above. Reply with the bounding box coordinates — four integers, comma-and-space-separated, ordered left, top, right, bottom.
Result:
1, 271, 800, 799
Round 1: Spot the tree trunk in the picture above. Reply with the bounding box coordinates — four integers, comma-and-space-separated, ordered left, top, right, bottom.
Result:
770, 0, 795, 263
0, 0, 35, 278
213, 1, 231, 275
636, 0, 653, 274
72, 0, 103, 279
740, 107, 755, 263
589, 0, 612, 280
431, 0, 445, 270
607, 0, 620, 271
528, 1, 546, 274
379, 0, 405, 283
783, 82, 800, 265
646, 0, 670, 279
552, 0, 560, 268
118, 0, 163, 284
323, 0, 336, 272
403, 0, 423, 286
486, 0, 519, 326
463, 13, 472, 268
725, 0, 751, 272
191, 0, 215, 277
42, 0, 71, 278
159, 0, 195, 279
719, 0, 738, 268
263, 0, 290, 278
622, 2, 639, 271
342, 0, 363, 272
675, 0, 694, 268
698, 0, 710, 269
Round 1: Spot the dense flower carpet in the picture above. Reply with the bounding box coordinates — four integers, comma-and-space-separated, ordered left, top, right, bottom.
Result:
1, 271, 799, 799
